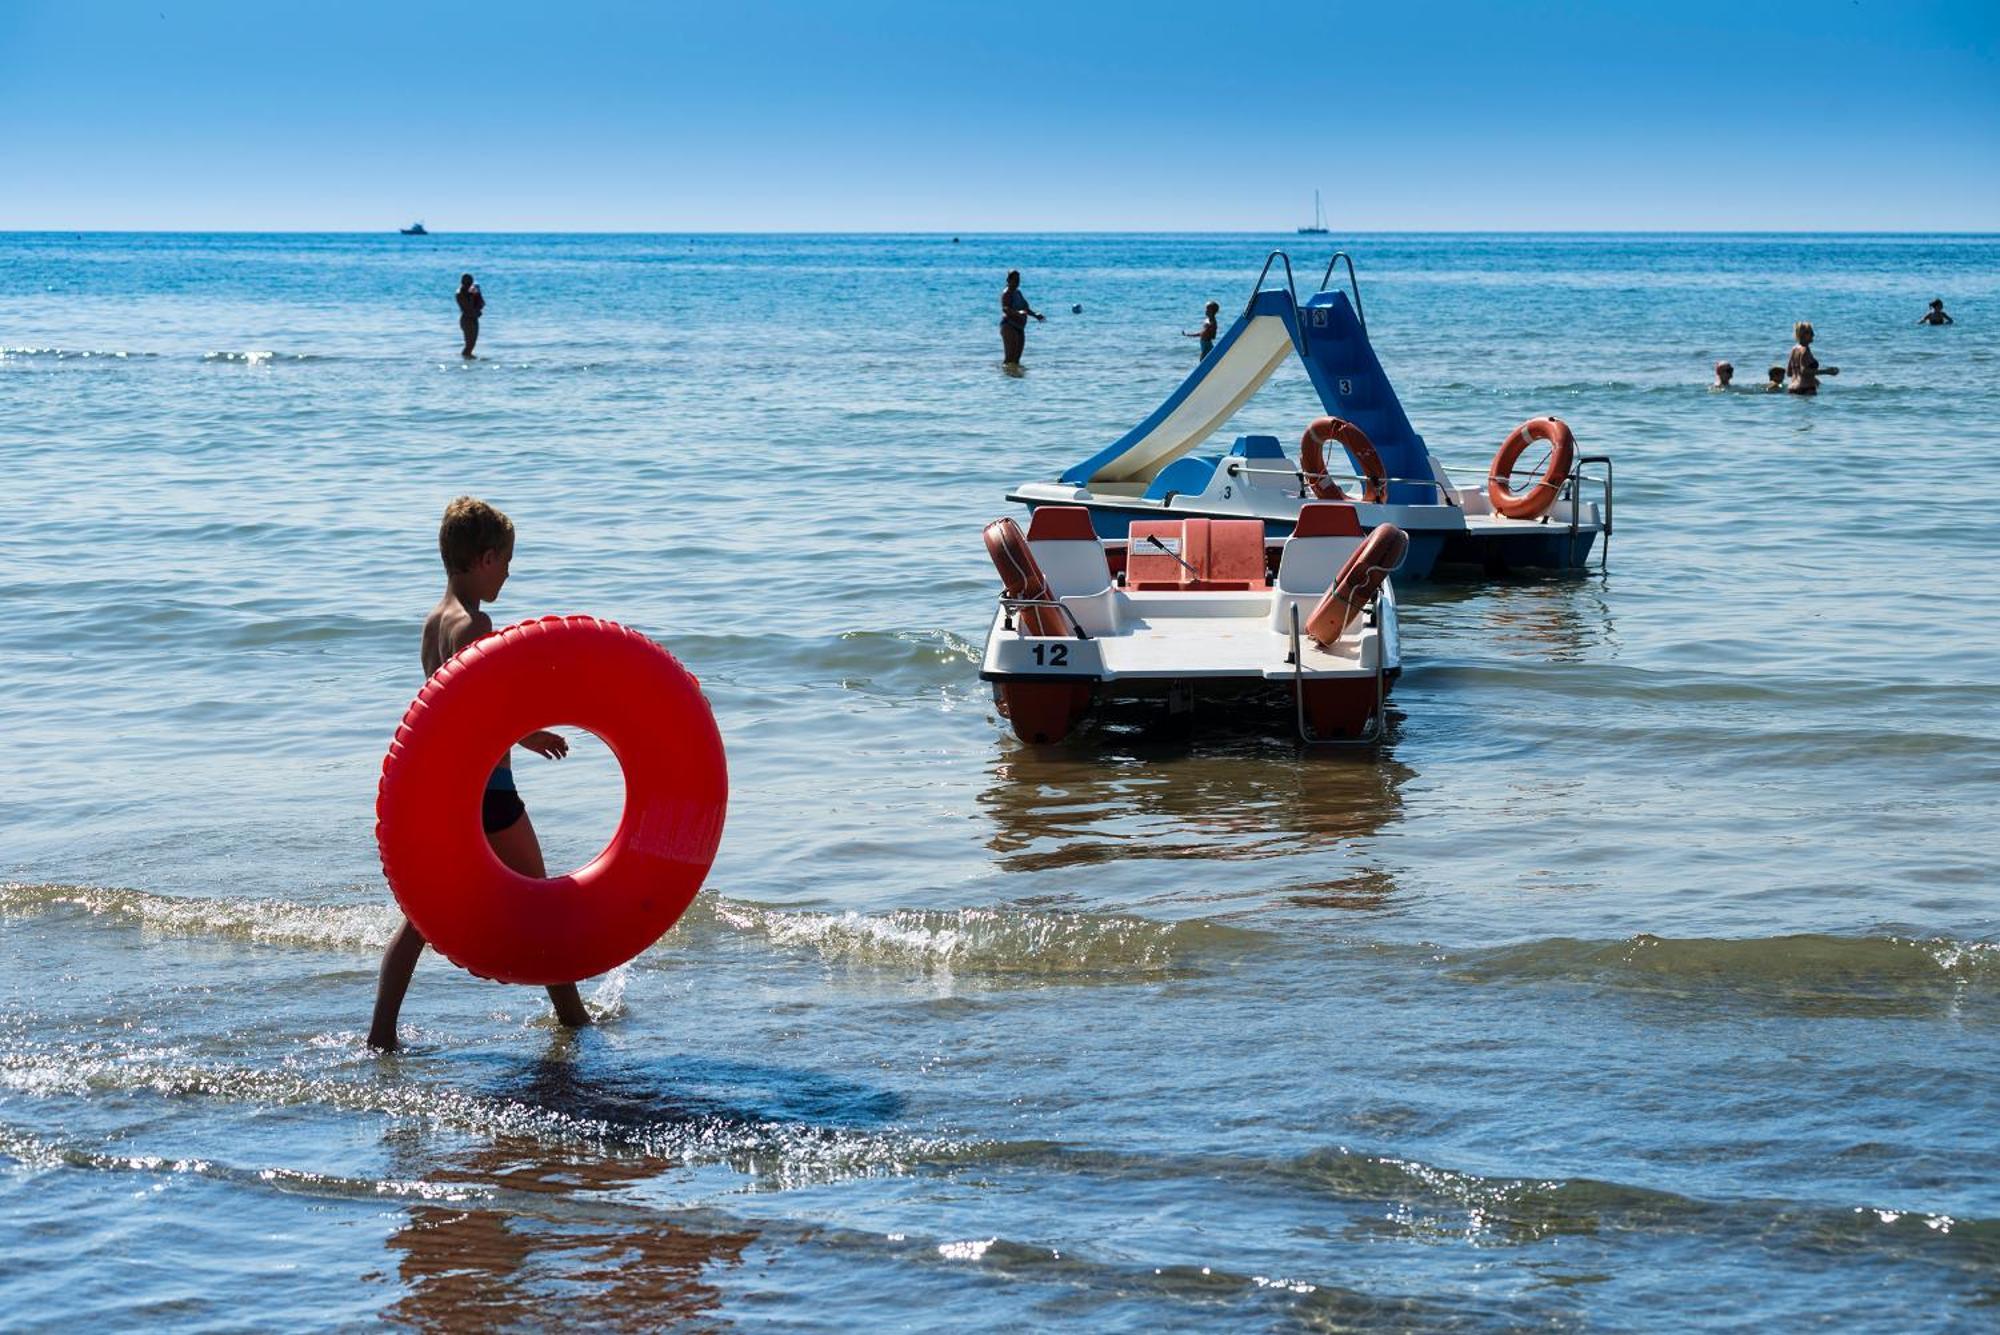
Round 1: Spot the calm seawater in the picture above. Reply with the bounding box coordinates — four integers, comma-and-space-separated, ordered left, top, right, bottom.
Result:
3, 233, 1998, 1329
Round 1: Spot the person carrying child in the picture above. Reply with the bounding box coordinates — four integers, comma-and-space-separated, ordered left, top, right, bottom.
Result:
369, 496, 590, 1050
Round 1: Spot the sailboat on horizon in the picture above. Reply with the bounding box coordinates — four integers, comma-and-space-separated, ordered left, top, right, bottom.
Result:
1296, 190, 1329, 235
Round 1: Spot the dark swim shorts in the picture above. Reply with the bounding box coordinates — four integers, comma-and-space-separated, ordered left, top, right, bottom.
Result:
482, 786, 526, 834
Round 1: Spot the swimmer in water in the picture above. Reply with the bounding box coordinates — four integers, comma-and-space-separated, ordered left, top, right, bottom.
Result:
369, 497, 590, 1050
1785, 321, 1838, 395
1766, 366, 1785, 392
456, 273, 484, 359
1184, 301, 1221, 359
1918, 298, 1954, 326
1711, 361, 1734, 390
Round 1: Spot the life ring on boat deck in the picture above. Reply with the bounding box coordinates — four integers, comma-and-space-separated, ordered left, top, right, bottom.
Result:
1487, 417, 1576, 521
1298, 416, 1389, 503
983, 517, 1092, 742
375, 615, 727, 986
1305, 524, 1409, 647
984, 516, 1065, 636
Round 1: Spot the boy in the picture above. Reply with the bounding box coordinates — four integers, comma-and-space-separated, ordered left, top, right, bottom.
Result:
1711, 360, 1734, 390
1184, 300, 1221, 359
1765, 366, 1786, 392
369, 497, 590, 1050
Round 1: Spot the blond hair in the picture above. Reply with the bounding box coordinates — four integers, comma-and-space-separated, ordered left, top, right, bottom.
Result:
1793, 321, 1814, 343
439, 496, 514, 572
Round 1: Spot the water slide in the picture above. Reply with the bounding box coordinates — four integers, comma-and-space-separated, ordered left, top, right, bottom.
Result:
1294, 285, 1439, 504
1061, 287, 1305, 486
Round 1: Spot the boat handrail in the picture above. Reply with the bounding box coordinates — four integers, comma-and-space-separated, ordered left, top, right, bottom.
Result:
1248, 250, 1299, 318
1434, 454, 1614, 570
1287, 601, 1386, 746
1317, 251, 1365, 331
998, 595, 1092, 640
1224, 460, 1437, 489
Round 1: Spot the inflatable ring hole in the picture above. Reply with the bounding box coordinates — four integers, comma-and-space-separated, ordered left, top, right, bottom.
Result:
1505, 442, 1554, 490
507, 728, 628, 880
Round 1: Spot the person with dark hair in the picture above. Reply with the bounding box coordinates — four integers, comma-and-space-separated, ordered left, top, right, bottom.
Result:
999, 270, 1043, 366
1185, 300, 1222, 359
1711, 360, 1734, 390
456, 273, 485, 359
1918, 298, 1954, 326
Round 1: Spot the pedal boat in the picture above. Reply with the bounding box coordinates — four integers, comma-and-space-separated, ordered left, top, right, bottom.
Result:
980, 503, 1406, 745
1006, 251, 1611, 577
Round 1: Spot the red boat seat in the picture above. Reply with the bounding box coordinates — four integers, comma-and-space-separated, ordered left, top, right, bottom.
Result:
1125, 518, 1270, 591
1293, 502, 1364, 538
1026, 506, 1099, 541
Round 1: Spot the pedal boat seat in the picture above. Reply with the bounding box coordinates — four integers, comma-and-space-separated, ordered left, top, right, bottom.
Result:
1126, 518, 1270, 591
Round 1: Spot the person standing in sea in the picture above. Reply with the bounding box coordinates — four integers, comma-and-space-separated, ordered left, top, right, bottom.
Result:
456, 273, 485, 359
1184, 300, 1221, 359
1785, 321, 1838, 395
999, 270, 1044, 367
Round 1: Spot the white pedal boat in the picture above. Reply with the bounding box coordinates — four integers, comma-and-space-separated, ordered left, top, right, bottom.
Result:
979, 503, 1407, 745
1006, 252, 1612, 577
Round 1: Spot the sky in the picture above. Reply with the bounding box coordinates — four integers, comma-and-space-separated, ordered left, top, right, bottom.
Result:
0, 0, 1995, 231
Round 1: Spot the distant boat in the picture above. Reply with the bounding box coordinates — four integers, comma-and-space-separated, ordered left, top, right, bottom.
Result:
400, 221, 429, 236
1296, 191, 1329, 236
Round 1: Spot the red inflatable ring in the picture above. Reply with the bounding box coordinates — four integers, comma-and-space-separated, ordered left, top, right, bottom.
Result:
375, 615, 727, 986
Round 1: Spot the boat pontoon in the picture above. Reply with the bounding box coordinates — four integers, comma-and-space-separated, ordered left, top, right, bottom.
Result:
980, 502, 1406, 745
1007, 252, 1612, 577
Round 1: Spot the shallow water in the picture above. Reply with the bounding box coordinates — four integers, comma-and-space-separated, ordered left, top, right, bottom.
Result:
3, 232, 1999, 1329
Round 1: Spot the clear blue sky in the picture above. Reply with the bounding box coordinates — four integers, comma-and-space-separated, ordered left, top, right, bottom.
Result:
1, 0, 1994, 231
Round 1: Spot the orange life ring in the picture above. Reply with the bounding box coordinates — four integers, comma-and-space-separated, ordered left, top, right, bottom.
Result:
984, 516, 1065, 635
375, 615, 727, 986
984, 516, 1091, 741
1487, 417, 1576, 520
1299, 416, 1389, 503
1305, 524, 1409, 647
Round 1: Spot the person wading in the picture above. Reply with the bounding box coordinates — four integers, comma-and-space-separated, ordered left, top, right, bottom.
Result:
456, 273, 485, 359
999, 270, 1044, 367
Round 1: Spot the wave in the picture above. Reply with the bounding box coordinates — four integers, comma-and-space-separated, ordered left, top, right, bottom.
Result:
960, 1139, 2000, 1264
0, 881, 401, 952
0, 880, 1262, 981
0, 1046, 962, 1190
0, 346, 157, 360
1443, 932, 2000, 1010
0, 1120, 1443, 1325
200, 350, 322, 365
696, 898, 1267, 978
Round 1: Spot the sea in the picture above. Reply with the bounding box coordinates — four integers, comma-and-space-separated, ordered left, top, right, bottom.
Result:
2, 232, 1997, 1330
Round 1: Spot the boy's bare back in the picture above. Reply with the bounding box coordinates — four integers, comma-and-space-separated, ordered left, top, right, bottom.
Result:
422, 593, 493, 679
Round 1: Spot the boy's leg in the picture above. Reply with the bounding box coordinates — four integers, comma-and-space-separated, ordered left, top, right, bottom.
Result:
488, 810, 594, 1029
369, 917, 427, 1050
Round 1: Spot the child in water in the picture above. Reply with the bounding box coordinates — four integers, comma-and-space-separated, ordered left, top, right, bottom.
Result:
1766, 366, 1786, 392
1711, 361, 1734, 390
1184, 301, 1221, 359
369, 497, 590, 1050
